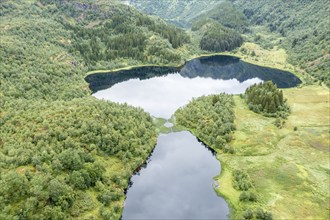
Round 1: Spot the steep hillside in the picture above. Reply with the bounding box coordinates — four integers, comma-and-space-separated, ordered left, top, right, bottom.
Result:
128, 0, 246, 53
0, 0, 191, 101
0, 0, 191, 219
232, 0, 330, 86
128, 0, 330, 86
191, 1, 249, 33
128, 0, 222, 28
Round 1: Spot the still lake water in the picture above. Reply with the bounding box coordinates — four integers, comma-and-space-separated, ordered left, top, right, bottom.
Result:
122, 131, 228, 219
86, 55, 301, 219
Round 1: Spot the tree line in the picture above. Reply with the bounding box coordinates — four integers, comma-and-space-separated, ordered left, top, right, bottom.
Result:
245, 81, 290, 118
234, 0, 330, 87
175, 94, 236, 153
0, 0, 175, 219
0, 98, 157, 219
194, 20, 243, 52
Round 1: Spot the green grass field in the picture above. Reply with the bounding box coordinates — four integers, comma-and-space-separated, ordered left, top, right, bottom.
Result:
215, 85, 329, 219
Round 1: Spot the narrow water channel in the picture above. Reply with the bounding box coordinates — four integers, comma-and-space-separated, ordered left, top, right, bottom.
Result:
122, 131, 228, 219
86, 55, 301, 219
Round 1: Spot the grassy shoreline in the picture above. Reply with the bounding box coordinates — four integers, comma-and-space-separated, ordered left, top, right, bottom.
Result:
86, 42, 328, 218
223, 86, 328, 219
174, 85, 329, 219
85, 43, 305, 84
84, 53, 227, 76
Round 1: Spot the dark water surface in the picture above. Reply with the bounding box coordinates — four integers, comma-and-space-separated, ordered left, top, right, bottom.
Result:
86, 55, 301, 118
86, 55, 301, 219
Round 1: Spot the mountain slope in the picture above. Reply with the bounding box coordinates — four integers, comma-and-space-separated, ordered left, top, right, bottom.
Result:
0, 0, 192, 219
128, 0, 330, 86
191, 1, 249, 33
128, 0, 223, 28
0, 0, 190, 101
232, 0, 330, 86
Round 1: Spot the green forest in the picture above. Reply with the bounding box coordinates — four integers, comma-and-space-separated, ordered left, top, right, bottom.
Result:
245, 81, 290, 118
0, 0, 189, 218
130, 0, 330, 87
1, 0, 329, 219
175, 94, 236, 153
1, 99, 156, 219
232, 0, 330, 87
196, 21, 243, 52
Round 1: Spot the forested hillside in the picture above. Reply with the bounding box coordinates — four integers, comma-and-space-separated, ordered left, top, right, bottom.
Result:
191, 1, 249, 33
0, 0, 191, 218
1, 99, 156, 219
129, 0, 330, 86
0, 0, 190, 101
129, 0, 245, 53
232, 0, 330, 87
193, 20, 243, 52
128, 0, 222, 28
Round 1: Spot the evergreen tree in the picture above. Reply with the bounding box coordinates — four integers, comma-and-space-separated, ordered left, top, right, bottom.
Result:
245, 81, 290, 117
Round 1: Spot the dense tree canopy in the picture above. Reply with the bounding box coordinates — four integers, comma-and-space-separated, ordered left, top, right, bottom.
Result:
0, 0, 187, 218
245, 81, 290, 118
196, 21, 243, 52
175, 94, 236, 152
0, 98, 157, 219
233, 0, 330, 87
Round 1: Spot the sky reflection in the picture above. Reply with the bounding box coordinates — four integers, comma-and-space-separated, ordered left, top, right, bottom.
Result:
93, 74, 261, 119
122, 131, 229, 220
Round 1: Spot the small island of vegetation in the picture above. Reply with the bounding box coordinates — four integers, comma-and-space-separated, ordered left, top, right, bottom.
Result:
245, 81, 290, 118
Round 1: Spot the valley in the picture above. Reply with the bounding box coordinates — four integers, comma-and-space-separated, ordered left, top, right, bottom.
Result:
0, 0, 329, 219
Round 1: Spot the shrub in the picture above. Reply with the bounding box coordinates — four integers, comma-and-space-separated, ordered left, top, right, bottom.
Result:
255, 209, 273, 220
232, 170, 253, 191
242, 209, 254, 219
239, 191, 250, 202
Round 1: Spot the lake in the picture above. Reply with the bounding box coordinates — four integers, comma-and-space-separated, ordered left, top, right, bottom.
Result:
86, 55, 301, 219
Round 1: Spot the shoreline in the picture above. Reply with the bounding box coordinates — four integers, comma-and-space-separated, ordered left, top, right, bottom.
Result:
176, 126, 237, 218
84, 50, 304, 84
85, 49, 327, 218
172, 86, 329, 219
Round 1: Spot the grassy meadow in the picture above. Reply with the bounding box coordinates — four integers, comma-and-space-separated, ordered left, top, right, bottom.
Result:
214, 85, 329, 219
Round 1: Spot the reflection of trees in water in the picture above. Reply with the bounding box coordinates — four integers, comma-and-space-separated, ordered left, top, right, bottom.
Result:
198, 55, 240, 66
180, 55, 302, 88
85, 66, 180, 92
86, 55, 301, 93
